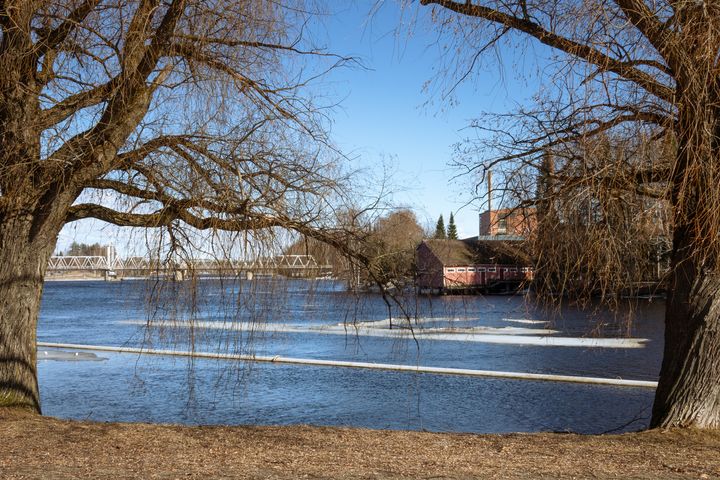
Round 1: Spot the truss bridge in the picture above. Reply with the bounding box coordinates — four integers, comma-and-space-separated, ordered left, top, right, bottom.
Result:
47, 252, 333, 280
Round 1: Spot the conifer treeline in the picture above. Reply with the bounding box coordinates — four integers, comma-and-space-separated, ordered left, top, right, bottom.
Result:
434, 213, 458, 240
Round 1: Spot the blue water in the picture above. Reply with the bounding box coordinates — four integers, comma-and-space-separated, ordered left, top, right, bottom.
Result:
37, 278, 664, 433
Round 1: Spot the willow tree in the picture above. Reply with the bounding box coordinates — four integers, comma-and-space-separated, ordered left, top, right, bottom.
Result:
418, 0, 720, 428
529, 137, 672, 305
0, 1, 367, 414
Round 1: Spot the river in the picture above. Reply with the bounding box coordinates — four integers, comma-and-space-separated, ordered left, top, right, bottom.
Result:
37, 278, 664, 433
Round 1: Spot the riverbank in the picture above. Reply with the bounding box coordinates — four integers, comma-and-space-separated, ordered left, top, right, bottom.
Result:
44, 273, 107, 281
1, 409, 718, 479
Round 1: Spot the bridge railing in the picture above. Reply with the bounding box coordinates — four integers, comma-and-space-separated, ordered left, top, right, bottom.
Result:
47, 254, 329, 272
48, 256, 114, 270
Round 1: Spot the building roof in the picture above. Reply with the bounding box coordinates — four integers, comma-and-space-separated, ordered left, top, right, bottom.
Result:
420, 238, 531, 266
421, 239, 476, 266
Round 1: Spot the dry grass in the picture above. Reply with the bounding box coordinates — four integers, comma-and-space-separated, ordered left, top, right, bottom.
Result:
1, 408, 719, 479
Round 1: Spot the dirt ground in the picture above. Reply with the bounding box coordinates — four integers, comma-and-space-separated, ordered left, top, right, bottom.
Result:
1, 408, 719, 479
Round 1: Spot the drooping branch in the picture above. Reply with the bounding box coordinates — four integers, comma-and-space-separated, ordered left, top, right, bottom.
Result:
85, 177, 251, 217
169, 42, 299, 120
171, 34, 348, 60
420, 0, 676, 103
65, 203, 263, 230
65, 203, 374, 267
465, 108, 672, 172
612, 0, 680, 70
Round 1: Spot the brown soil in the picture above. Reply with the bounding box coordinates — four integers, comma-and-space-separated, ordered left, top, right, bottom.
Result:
1, 408, 719, 479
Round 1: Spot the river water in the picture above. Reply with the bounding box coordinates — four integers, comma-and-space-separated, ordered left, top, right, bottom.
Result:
37, 278, 664, 433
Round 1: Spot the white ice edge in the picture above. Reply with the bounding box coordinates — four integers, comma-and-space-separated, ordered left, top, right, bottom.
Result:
352, 316, 476, 328
36, 342, 658, 388
38, 349, 107, 361
117, 320, 648, 348
502, 318, 548, 325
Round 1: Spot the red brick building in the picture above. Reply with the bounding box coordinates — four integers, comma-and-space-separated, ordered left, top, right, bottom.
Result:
479, 208, 536, 238
416, 239, 532, 294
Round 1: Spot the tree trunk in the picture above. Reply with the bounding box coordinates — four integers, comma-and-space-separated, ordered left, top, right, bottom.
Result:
651, 227, 720, 428
0, 213, 56, 414
651, 79, 720, 427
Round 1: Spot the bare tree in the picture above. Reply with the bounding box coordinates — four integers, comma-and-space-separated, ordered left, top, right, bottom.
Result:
531, 137, 672, 306
367, 208, 425, 287
283, 207, 375, 282
284, 208, 425, 288
416, 0, 720, 428
0, 1, 369, 414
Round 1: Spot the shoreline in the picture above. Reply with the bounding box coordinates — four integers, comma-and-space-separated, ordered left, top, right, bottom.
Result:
44, 277, 107, 282
1, 408, 718, 479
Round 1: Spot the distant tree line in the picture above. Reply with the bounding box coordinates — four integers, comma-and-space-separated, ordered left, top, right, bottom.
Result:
57, 242, 108, 257
285, 209, 425, 288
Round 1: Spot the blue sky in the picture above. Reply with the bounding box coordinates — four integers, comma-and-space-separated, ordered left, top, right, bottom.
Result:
56, 1, 545, 254
315, 1, 539, 237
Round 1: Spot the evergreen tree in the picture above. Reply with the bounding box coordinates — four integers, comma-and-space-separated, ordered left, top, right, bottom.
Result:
447, 213, 458, 240
434, 215, 446, 239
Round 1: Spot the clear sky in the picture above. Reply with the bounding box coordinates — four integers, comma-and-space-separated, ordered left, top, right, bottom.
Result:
314, 1, 538, 238
56, 1, 544, 254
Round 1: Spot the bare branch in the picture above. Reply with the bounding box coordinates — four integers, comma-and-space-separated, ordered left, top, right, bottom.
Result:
33, 0, 101, 60
421, 0, 676, 103
612, 0, 680, 70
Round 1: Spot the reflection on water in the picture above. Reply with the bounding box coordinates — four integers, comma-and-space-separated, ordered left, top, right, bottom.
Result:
37, 278, 664, 433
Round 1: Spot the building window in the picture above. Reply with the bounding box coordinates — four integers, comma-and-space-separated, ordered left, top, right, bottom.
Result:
488, 267, 496, 272
497, 217, 508, 234
478, 267, 486, 272
468, 267, 476, 272
510, 267, 518, 272
457, 268, 466, 272
446, 268, 455, 272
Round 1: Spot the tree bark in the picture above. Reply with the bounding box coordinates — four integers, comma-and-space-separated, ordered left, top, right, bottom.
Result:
651, 79, 720, 428
0, 213, 57, 414
651, 228, 720, 428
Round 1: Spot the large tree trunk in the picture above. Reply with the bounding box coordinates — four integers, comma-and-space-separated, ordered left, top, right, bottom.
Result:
0, 213, 57, 414
650, 79, 720, 428
651, 227, 720, 428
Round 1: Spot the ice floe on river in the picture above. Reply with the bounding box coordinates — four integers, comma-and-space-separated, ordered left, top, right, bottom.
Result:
118, 319, 648, 349
38, 349, 108, 362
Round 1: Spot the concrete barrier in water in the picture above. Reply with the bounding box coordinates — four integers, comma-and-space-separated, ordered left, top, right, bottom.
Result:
37, 341, 658, 389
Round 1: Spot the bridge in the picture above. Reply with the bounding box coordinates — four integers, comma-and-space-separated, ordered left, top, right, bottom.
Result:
47, 251, 333, 280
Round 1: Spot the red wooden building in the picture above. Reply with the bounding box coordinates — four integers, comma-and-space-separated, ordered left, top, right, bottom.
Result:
416, 238, 532, 294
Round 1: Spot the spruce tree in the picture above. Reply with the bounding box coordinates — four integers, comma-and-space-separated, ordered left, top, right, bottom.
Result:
434, 215, 446, 239
447, 213, 458, 240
